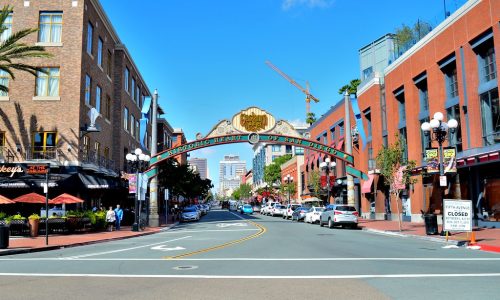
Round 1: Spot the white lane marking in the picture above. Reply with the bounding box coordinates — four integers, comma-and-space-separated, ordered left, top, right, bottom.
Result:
216, 223, 248, 228
0, 273, 499, 279
2, 257, 500, 262
61, 236, 191, 259
164, 229, 259, 234
151, 246, 185, 251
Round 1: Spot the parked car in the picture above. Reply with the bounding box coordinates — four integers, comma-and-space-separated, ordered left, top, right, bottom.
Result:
319, 204, 359, 228
240, 204, 254, 214
271, 205, 286, 217
180, 206, 200, 222
252, 205, 261, 213
304, 206, 325, 224
291, 206, 309, 222
197, 204, 207, 215
262, 202, 279, 215
283, 204, 301, 219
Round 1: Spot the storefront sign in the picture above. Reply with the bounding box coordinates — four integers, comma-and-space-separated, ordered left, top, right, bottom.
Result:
443, 147, 457, 173
0, 164, 24, 177
26, 164, 49, 175
0, 163, 49, 177
425, 148, 439, 174
443, 199, 473, 232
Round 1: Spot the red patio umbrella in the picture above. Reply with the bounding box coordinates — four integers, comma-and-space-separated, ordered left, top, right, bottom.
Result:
49, 193, 84, 205
0, 194, 14, 204
12, 192, 47, 204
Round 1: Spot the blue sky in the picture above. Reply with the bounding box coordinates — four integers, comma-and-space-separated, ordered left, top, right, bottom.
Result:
100, 0, 466, 191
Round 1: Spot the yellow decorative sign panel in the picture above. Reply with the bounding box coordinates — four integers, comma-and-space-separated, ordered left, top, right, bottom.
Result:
231, 107, 276, 133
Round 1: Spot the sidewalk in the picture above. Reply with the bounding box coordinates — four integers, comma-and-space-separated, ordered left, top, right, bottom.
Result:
358, 219, 500, 253
0, 224, 175, 256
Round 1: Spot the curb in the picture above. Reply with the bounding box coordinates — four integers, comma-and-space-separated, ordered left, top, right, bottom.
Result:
361, 228, 461, 245
0, 223, 178, 256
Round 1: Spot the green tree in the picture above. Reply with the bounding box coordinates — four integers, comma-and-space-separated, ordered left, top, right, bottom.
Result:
338, 79, 361, 96
306, 112, 316, 126
280, 181, 297, 203
307, 169, 321, 197
231, 188, 241, 200
394, 20, 432, 55
376, 135, 417, 232
264, 154, 292, 189
0, 5, 51, 93
239, 183, 252, 200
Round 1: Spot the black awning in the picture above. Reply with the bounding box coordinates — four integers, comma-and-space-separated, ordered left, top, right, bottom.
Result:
78, 173, 118, 189
0, 173, 74, 189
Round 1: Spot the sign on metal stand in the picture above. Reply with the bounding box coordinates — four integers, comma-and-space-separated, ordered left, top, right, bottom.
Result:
443, 199, 473, 232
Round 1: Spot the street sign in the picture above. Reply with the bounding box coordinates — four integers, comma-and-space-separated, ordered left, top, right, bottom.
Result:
440, 175, 447, 187
443, 199, 473, 232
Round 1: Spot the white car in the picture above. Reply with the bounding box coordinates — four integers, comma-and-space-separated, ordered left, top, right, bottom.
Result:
271, 204, 286, 217
319, 204, 359, 228
304, 206, 325, 224
262, 202, 279, 215
283, 204, 301, 219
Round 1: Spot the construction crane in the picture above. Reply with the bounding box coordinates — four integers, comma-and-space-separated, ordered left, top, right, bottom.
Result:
265, 60, 319, 117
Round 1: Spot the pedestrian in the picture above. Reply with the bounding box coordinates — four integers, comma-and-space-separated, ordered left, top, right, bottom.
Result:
106, 206, 116, 231
114, 204, 123, 230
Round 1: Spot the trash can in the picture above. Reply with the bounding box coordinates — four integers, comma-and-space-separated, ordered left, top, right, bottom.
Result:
424, 214, 438, 235
0, 225, 9, 249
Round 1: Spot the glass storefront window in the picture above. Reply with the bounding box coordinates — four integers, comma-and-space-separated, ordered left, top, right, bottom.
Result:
480, 88, 499, 146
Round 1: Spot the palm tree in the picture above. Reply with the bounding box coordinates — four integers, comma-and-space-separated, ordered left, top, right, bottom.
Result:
0, 5, 51, 94
306, 112, 316, 126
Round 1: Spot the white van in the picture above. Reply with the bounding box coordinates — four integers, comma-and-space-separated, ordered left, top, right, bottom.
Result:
262, 202, 280, 215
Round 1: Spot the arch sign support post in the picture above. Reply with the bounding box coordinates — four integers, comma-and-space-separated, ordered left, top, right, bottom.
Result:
146, 107, 367, 181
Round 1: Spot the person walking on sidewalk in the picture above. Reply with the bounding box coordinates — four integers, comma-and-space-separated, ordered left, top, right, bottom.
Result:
106, 206, 116, 231
114, 204, 123, 230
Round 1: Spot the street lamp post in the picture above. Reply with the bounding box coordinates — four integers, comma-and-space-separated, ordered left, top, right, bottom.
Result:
421, 111, 458, 235
284, 174, 294, 206
320, 157, 336, 206
126, 148, 150, 231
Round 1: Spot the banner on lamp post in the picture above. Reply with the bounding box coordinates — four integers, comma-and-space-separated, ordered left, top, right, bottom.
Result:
128, 174, 137, 194
443, 147, 457, 174
425, 148, 439, 174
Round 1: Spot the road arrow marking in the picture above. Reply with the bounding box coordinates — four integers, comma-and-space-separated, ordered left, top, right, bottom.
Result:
216, 223, 248, 228
151, 246, 185, 251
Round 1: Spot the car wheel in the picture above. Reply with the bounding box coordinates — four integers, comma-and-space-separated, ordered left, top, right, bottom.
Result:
319, 220, 324, 227
328, 218, 333, 229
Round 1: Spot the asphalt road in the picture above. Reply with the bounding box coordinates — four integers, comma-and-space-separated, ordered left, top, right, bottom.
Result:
1, 209, 499, 299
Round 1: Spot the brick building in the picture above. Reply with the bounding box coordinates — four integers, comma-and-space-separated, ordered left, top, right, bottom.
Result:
301, 0, 499, 225
0, 0, 176, 210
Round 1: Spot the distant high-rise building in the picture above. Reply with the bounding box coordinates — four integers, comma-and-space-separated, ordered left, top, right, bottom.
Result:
188, 157, 208, 180
219, 155, 246, 197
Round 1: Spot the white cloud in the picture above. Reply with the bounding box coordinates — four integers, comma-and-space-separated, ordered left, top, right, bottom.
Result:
282, 0, 334, 10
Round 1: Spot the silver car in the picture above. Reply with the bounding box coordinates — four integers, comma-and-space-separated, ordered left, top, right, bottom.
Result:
319, 204, 358, 229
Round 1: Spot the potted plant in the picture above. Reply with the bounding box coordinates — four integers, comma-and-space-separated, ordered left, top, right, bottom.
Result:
28, 213, 40, 237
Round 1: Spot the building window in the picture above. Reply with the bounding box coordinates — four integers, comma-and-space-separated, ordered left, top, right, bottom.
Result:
416, 79, 429, 112
130, 114, 135, 137
447, 105, 462, 152
95, 142, 101, 159
104, 95, 111, 120
362, 67, 373, 81
444, 64, 459, 99
123, 107, 129, 131
104, 147, 109, 160
330, 127, 336, 142
480, 88, 499, 146
364, 109, 372, 139
38, 12, 62, 43
107, 50, 112, 76
285, 145, 292, 154
0, 132, 5, 155
84, 74, 91, 105
135, 119, 140, 140
381, 87, 387, 132
295, 147, 304, 155
83, 136, 90, 159
272, 145, 281, 152
97, 37, 103, 67
36, 68, 59, 97
136, 86, 140, 103
420, 117, 431, 159
322, 133, 327, 144
0, 13, 12, 42
95, 85, 101, 113
0, 70, 9, 96
86, 21, 93, 55
395, 89, 406, 124
368, 142, 376, 170
124, 67, 129, 92
131, 77, 136, 102
32, 131, 57, 159
480, 46, 497, 82
399, 127, 408, 162
339, 121, 344, 137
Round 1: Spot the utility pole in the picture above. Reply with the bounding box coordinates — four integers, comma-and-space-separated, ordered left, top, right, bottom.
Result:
149, 89, 160, 227
344, 90, 355, 207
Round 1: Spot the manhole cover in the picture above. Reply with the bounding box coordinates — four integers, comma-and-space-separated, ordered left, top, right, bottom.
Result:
173, 265, 198, 270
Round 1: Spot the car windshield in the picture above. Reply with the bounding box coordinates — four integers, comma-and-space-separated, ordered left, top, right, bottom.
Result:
315, 208, 325, 212
183, 208, 196, 212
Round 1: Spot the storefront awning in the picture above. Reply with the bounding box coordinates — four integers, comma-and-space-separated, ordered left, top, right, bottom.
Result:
361, 174, 375, 193
78, 173, 112, 189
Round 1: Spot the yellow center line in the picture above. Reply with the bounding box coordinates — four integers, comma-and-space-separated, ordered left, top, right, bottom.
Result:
163, 220, 266, 259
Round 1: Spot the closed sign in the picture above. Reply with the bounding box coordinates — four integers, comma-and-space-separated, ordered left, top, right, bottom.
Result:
443, 199, 473, 232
